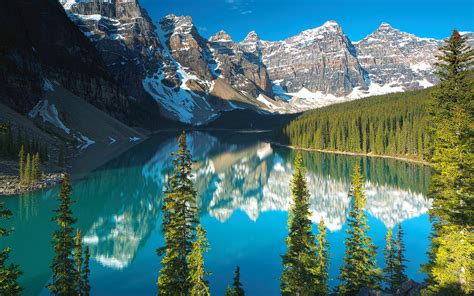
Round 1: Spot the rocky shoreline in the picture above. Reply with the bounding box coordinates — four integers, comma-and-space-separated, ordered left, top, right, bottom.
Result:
0, 173, 64, 196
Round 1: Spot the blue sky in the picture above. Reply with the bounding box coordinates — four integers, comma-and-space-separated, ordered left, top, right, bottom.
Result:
140, 0, 474, 42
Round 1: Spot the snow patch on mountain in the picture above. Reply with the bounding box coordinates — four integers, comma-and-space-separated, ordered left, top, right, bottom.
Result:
29, 100, 71, 134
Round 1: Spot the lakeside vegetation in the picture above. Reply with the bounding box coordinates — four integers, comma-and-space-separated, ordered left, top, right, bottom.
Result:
273, 72, 473, 163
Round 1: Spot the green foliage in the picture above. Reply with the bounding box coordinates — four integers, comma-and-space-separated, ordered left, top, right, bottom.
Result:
187, 224, 211, 296
383, 227, 397, 290
423, 30, 474, 295
393, 224, 408, 287
427, 30, 474, 226
232, 266, 244, 296
157, 131, 199, 296
274, 86, 434, 160
0, 123, 49, 162
24, 153, 31, 185
337, 164, 381, 295
422, 225, 473, 295
384, 224, 407, 291
48, 174, 78, 296
280, 152, 320, 295
0, 202, 22, 295
315, 218, 330, 295
74, 229, 84, 295
224, 286, 234, 296
18, 145, 24, 182
82, 247, 90, 296
32, 152, 41, 183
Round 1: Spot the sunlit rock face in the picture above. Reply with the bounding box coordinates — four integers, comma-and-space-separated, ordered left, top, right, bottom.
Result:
354, 23, 442, 91
259, 21, 368, 96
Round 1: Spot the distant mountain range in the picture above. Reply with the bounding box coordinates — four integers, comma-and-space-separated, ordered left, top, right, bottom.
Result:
56, 0, 472, 125
1, 0, 472, 144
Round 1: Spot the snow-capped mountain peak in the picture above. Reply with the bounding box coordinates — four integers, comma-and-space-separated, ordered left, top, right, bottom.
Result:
57, 0, 474, 125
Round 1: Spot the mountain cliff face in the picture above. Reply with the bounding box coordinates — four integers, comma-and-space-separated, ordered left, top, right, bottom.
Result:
58, 0, 473, 125
258, 21, 369, 96
0, 0, 131, 119
354, 23, 443, 94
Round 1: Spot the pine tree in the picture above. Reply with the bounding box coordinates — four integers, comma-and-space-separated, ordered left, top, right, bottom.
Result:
423, 30, 473, 295
48, 174, 78, 295
393, 224, 407, 287
0, 202, 22, 295
428, 29, 473, 226
383, 227, 397, 291
232, 266, 244, 296
74, 229, 84, 295
32, 153, 41, 183
24, 153, 31, 185
187, 224, 211, 296
281, 152, 319, 295
224, 286, 234, 296
157, 131, 199, 296
338, 164, 381, 295
315, 218, 330, 295
82, 247, 90, 296
18, 146, 24, 183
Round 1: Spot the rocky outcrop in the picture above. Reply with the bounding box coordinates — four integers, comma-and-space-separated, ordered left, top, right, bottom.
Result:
258, 21, 369, 96
0, 0, 131, 121
354, 23, 443, 92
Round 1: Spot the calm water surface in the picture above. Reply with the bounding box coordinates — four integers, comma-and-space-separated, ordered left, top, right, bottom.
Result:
0, 131, 432, 295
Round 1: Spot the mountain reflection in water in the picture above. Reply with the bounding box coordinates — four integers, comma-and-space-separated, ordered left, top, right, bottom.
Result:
0, 131, 432, 296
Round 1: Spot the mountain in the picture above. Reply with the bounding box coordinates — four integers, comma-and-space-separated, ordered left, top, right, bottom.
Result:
29, 1, 474, 126
353, 22, 443, 95
0, 0, 144, 161
258, 21, 368, 96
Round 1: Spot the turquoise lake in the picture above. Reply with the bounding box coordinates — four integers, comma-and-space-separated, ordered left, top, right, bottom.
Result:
0, 131, 433, 295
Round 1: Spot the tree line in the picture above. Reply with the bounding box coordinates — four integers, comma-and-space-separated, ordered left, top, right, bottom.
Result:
273, 63, 472, 161
273, 88, 431, 159
0, 123, 49, 162
18, 146, 42, 186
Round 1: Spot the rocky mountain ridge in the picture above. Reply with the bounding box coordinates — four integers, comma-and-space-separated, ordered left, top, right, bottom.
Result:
59, 0, 473, 125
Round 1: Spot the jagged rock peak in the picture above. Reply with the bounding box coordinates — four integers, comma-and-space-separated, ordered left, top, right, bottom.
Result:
242, 30, 260, 43
209, 30, 233, 42
322, 20, 341, 29
161, 14, 195, 35
378, 22, 394, 29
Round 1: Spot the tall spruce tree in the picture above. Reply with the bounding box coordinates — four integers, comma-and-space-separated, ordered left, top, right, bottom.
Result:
24, 153, 31, 185
18, 145, 24, 183
32, 153, 41, 183
338, 164, 381, 295
383, 227, 397, 291
82, 247, 91, 296
48, 174, 78, 295
428, 29, 473, 226
281, 152, 319, 295
393, 224, 407, 287
74, 229, 84, 295
423, 30, 473, 295
187, 224, 211, 296
232, 266, 244, 296
157, 131, 199, 295
315, 218, 330, 295
0, 202, 22, 295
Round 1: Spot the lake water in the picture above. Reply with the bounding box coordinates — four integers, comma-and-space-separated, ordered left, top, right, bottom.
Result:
0, 131, 432, 296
